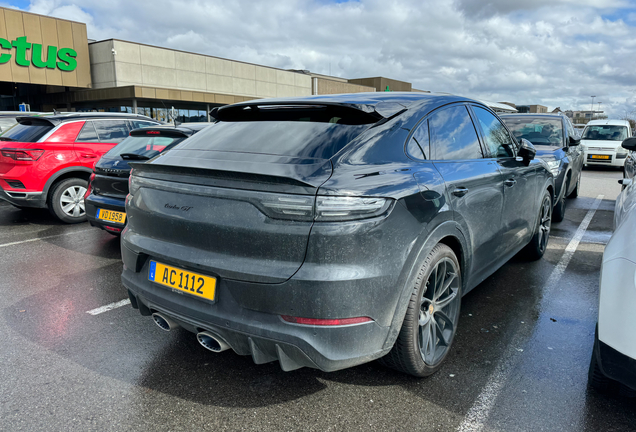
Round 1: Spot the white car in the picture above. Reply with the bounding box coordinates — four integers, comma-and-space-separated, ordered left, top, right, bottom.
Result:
588, 178, 636, 396
581, 119, 632, 168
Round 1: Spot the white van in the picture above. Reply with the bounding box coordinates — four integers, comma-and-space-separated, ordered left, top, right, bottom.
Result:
581, 119, 632, 168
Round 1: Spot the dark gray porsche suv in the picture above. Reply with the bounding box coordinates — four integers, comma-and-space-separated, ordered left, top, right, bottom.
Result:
121, 93, 554, 377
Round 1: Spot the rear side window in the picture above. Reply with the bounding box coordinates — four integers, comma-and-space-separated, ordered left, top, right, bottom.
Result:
130, 120, 158, 129
0, 120, 53, 143
76, 121, 100, 142
94, 120, 129, 143
407, 120, 429, 160
430, 105, 483, 160
104, 135, 185, 159
0, 117, 17, 132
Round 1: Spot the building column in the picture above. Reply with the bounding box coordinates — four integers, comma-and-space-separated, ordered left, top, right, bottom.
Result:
206, 104, 210, 122
132, 98, 138, 114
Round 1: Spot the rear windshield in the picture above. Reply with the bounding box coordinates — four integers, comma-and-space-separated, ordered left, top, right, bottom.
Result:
0, 122, 53, 142
582, 125, 628, 141
501, 117, 563, 146
104, 135, 185, 159
179, 121, 370, 159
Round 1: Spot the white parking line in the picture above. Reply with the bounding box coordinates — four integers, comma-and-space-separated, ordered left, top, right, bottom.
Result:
0, 228, 94, 248
456, 194, 605, 432
86, 299, 131, 315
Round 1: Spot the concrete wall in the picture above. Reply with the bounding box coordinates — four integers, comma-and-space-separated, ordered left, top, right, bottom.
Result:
0, 7, 91, 88
314, 77, 374, 95
89, 39, 312, 99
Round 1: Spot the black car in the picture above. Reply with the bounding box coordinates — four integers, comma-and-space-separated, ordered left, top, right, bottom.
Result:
85, 123, 212, 234
500, 113, 584, 222
120, 93, 553, 376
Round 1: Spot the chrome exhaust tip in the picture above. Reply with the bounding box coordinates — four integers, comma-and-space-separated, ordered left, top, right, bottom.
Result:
152, 313, 178, 332
196, 331, 230, 352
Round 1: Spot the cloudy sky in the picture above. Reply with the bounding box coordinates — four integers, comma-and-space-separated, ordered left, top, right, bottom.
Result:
4, 0, 636, 117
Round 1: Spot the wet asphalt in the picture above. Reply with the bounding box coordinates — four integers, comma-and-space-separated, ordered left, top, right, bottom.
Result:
0, 167, 633, 432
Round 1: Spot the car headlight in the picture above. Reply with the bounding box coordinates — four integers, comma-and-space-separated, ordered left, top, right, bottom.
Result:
546, 160, 560, 176
617, 147, 628, 155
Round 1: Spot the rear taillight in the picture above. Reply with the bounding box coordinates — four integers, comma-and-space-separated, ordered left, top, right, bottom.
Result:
84, 173, 96, 199
1, 149, 44, 161
258, 194, 392, 222
281, 315, 373, 326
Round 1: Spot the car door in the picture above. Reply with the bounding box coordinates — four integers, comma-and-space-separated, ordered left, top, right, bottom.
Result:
75, 119, 130, 169
470, 105, 538, 256
429, 104, 504, 279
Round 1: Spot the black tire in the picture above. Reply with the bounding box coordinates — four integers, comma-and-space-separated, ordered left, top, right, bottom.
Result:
524, 190, 552, 260
552, 188, 566, 222
567, 173, 580, 198
588, 328, 613, 393
48, 178, 88, 224
380, 244, 462, 377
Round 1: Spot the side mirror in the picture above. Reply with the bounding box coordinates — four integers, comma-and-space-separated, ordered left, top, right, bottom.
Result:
518, 138, 536, 164
569, 135, 581, 146
621, 137, 636, 151
619, 178, 633, 187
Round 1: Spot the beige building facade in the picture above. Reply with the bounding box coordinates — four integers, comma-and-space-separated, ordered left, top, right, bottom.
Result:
0, 6, 445, 122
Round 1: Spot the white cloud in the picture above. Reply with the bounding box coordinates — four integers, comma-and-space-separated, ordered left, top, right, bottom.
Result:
14, 0, 636, 117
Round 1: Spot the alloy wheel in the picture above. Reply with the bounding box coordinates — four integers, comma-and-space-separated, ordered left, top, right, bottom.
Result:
538, 197, 552, 253
59, 185, 87, 218
418, 257, 461, 365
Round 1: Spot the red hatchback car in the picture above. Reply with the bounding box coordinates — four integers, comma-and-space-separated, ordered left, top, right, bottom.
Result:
0, 113, 159, 223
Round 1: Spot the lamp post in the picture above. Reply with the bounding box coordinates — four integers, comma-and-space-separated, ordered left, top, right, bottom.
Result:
597, 102, 602, 118
591, 95, 596, 112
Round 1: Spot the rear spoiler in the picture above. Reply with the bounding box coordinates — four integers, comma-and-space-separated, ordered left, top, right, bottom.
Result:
210, 101, 408, 124
15, 116, 59, 126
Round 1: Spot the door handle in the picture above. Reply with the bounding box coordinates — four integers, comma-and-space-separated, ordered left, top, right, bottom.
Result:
81, 153, 97, 158
504, 178, 517, 187
452, 187, 469, 197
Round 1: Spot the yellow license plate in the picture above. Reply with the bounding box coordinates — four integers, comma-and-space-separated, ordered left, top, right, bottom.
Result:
590, 154, 610, 160
96, 208, 127, 224
148, 261, 216, 301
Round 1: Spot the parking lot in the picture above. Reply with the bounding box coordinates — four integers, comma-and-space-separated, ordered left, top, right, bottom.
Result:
0, 167, 633, 432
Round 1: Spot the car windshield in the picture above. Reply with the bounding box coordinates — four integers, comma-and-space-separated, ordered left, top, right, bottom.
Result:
0, 122, 53, 142
501, 117, 563, 146
104, 135, 185, 159
581, 125, 628, 141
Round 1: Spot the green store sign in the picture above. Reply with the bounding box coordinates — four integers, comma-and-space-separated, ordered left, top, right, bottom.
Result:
0, 36, 77, 71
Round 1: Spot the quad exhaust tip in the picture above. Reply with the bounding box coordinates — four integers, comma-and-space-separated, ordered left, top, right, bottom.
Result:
152, 313, 178, 332
197, 331, 230, 353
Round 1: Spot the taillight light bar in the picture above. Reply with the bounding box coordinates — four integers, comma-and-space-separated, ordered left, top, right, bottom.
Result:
84, 173, 96, 199
281, 315, 373, 326
1, 149, 45, 161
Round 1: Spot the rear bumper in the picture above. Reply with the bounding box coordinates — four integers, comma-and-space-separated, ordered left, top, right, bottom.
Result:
85, 193, 126, 231
597, 335, 636, 391
0, 187, 46, 208
121, 259, 392, 372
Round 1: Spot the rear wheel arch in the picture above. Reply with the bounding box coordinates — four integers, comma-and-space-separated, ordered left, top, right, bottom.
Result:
382, 222, 469, 351
43, 167, 93, 200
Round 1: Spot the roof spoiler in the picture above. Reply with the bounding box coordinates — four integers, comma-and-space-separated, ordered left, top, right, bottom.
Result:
210, 101, 406, 123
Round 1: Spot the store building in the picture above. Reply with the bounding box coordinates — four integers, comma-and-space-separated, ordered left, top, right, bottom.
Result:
0, 6, 517, 122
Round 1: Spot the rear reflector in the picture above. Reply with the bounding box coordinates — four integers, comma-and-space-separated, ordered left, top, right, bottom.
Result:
1, 149, 44, 161
281, 315, 372, 326
104, 226, 122, 233
5, 180, 25, 189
